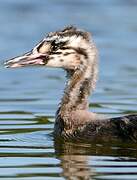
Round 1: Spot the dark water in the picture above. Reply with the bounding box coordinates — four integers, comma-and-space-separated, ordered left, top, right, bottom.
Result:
0, 0, 137, 179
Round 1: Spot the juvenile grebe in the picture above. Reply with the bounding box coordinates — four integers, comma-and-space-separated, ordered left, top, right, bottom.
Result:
5, 26, 137, 142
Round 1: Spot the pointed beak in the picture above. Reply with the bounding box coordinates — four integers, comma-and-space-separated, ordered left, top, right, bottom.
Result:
4, 51, 48, 68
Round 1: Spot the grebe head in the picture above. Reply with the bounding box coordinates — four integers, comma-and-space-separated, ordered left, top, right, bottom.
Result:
5, 26, 97, 71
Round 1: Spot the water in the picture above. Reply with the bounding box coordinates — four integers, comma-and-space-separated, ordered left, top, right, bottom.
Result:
0, 0, 137, 179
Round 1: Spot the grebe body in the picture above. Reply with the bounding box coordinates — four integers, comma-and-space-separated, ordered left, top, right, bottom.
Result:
5, 26, 137, 142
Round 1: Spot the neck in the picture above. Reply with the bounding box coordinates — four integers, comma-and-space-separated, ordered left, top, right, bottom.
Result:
54, 44, 98, 134
61, 69, 92, 111
57, 52, 98, 117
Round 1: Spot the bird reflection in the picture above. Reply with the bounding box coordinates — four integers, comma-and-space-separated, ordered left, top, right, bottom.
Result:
54, 138, 137, 180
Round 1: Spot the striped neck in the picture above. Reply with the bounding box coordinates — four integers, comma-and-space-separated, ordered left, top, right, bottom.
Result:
61, 69, 90, 111
57, 53, 98, 118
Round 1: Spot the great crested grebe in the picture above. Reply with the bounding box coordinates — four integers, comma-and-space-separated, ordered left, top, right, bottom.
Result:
5, 26, 137, 142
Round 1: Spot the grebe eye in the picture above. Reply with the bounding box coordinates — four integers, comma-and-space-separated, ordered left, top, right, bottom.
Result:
51, 40, 59, 51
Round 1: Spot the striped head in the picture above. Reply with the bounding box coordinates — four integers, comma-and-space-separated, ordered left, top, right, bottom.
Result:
5, 26, 97, 70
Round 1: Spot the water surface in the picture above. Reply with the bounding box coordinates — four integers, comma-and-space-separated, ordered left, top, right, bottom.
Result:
0, 0, 137, 179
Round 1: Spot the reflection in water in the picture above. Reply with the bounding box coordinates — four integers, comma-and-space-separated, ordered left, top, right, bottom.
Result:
54, 139, 137, 179
55, 140, 95, 179
60, 155, 95, 180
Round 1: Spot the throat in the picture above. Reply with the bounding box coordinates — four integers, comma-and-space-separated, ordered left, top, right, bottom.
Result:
58, 63, 97, 116
62, 69, 90, 111
54, 63, 97, 134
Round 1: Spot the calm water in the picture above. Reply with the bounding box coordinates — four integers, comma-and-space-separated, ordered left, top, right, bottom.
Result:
0, 0, 137, 179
